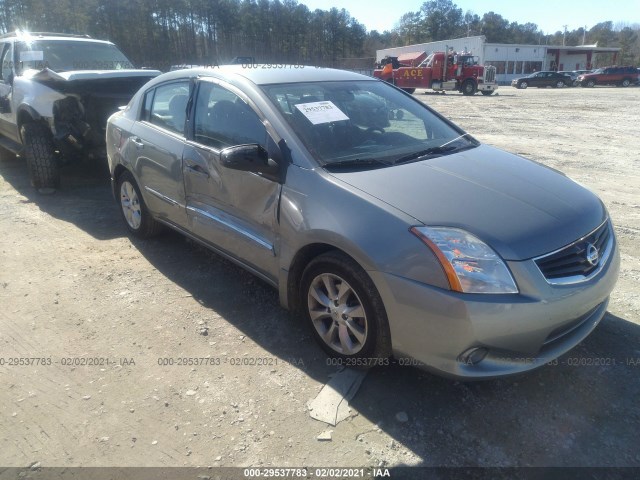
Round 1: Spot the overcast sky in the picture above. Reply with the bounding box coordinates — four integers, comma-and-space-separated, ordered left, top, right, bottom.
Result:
299, 0, 640, 34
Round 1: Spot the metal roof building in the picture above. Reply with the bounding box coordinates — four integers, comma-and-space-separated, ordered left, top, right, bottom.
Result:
376, 36, 621, 84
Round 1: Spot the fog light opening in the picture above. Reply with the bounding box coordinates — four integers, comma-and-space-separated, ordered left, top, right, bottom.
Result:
459, 347, 489, 365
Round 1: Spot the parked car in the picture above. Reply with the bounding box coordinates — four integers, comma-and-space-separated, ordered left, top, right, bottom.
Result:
577, 66, 639, 87
0, 31, 160, 190
511, 71, 573, 89
107, 66, 619, 379
558, 70, 577, 82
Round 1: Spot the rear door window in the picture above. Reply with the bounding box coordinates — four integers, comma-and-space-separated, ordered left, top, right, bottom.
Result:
146, 82, 190, 135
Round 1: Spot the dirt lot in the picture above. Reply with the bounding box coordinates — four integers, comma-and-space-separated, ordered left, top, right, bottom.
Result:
1, 85, 639, 472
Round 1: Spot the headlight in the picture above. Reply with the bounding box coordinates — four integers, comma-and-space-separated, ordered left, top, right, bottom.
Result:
410, 226, 518, 294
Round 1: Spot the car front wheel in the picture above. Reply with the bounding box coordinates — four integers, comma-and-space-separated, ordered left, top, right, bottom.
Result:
555, 80, 565, 88
116, 170, 163, 238
585, 80, 596, 87
621, 79, 631, 87
519, 81, 528, 89
301, 251, 391, 363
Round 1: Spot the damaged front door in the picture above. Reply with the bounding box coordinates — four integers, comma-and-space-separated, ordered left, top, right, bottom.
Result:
183, 78, 281, 283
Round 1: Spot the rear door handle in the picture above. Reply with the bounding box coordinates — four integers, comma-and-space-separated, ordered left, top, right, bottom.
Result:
131, 137, 144, 149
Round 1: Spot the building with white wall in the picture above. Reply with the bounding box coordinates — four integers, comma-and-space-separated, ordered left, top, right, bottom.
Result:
376, 36, 620, 84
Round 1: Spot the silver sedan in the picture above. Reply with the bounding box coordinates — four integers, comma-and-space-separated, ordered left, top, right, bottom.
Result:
106, 66, 619, 379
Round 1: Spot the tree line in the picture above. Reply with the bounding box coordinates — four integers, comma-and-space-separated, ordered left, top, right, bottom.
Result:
0, 0, 638, 70
0, 0, 368, 69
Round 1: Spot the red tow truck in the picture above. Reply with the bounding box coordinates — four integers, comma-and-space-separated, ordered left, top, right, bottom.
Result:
374, 51, 498, 96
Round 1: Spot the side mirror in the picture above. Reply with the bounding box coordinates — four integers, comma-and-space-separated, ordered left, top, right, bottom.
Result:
220, 144, 279, 177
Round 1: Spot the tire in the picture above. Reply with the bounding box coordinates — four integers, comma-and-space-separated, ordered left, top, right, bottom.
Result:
300, 251, 391, 363
555, 80, 564, 88
116, 170, 163, 239
461, 79, 476, 96
519, 81, 528, 89
21, 122, 60, 190
481, 90, 493, 96
621, 79, 631, 87
401, 88, 416, 94
585, 80, 596, 88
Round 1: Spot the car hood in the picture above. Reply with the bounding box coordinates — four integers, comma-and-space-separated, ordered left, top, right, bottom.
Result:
24, 68, 160, 97
327, 144, 606, 260
26, 68, 161, 82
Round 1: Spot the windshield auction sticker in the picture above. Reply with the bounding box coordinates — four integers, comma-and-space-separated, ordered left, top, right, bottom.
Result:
20, 51, 44, 62
295, 101, 349, 124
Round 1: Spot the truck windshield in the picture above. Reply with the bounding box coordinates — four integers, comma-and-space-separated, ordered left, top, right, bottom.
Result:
262, 80, 478, 167
16, 40, 134, 72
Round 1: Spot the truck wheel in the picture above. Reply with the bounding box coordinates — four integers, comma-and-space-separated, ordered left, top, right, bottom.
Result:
481, 91, 494, 96
461, 80, 476, 96
21, 122, 60, 191
116, 170, 163, 239
401, 88, 416, 94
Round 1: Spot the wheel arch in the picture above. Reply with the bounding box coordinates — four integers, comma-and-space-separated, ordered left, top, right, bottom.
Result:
283, 242, 367, 314
112, 163, 130, 199
16, 105, 45, 142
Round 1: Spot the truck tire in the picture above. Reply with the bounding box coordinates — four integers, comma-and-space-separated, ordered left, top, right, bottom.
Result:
21, 122, 60, 190
461, 79, 477, 96
401, 88, 416, 94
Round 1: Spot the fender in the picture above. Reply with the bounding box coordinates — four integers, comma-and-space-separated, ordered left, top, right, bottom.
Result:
14, 104, 48, 143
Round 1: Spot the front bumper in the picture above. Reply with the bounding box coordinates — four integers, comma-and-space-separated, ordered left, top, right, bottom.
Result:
477, 83, 498, 92
369, 233, 620, 379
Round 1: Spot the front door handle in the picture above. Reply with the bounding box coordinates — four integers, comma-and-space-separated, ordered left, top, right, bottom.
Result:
131, 136, 144, 149
185, 163, 209, 178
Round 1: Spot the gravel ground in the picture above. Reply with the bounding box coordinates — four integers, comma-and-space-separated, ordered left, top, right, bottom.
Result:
0, 84, 639, 472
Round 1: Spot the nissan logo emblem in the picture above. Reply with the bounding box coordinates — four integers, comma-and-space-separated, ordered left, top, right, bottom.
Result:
586, 243, 599, 266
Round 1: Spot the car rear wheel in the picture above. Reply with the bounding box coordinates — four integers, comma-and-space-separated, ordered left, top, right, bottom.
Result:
300, 251, 391, 363
519, 81, 528, 89
555, 80, 565, 88
117, 170, 163, 238
21, 122, 60, 191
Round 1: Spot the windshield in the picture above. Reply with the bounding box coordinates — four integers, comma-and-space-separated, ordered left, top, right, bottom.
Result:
16, 40, 134, 72
261, 80, 477, 167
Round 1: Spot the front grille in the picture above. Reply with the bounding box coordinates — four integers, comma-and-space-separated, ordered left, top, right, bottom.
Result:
483, 66, 496, 84
535, 220, 611, 281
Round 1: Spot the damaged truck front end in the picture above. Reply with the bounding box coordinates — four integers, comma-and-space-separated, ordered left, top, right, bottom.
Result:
0, 32, 160, 191
41, 74, 157, 161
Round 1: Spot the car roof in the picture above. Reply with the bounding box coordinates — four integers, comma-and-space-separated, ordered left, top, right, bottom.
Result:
149, 65, 374, 86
